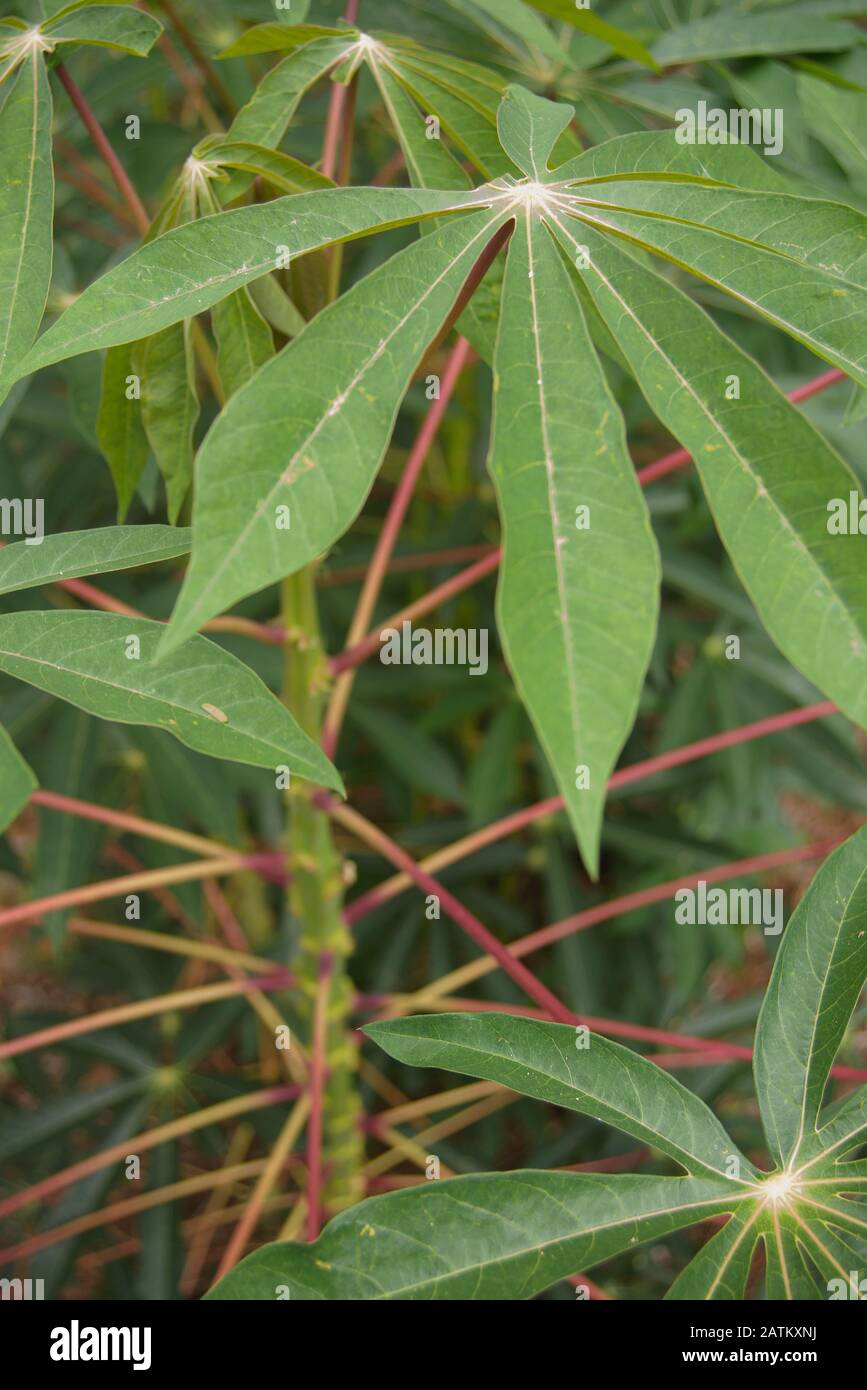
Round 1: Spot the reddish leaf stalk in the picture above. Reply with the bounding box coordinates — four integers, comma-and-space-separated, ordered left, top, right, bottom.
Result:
324, 336, 475, 747
329, 545, 500, 678
346, 701, 839, 921
55, 64, 150, 236
323, 799, 576, 1023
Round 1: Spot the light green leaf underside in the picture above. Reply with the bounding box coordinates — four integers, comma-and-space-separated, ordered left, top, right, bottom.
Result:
666, 1206, 760, 1299
206, 1171, 740, 1300
0, 612, 342, 790
0, 50, 53, 388
789, 1200, 867, 1284
754, 825, 867, 1168
546, 214, 867, 732
0, 524, 191, 596
383, 51, 516, 179
497, 84, 574, 181
248, 275, 306, 339
11, 186, 496, 387
369, 61, 470, 190
652, 11, 861, 64
489, 213, 659, 876
225, 35, 354, 148
162, 206, 509, 655
96, 341, 150, 520
42, 5, 163, 56
560, 183, 867, 388
804, 1086, 867, 1167
0, 721, 37, 832
763, 1217, 828, 1301
554, 129, 791, 192
366, 1013, 755, 1181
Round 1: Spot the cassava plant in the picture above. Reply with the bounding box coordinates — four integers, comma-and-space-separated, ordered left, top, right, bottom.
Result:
0, 0, 865, 1304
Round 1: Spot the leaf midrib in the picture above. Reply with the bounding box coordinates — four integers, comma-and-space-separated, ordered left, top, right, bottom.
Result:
172, 205, 509, 641
0, 51, 40, 375
366, 1183, 753, 1299
0, 624, 288, 756
547, 208, 866, 670
382, 1021, 751, 1181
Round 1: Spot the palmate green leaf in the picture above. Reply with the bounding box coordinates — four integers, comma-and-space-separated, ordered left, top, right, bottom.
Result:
489, 209, 658, 876
0, 1076, 147, 1165
206, 1171, 740, 1300
134, 321, 199, 523
0, 46, 53, 388
754, 824, 867, 1168
0, 611, 342, 789
652, 10, 861, 64
383, 42, 519, 179
41, 4, 162, 56
160, 205, 511, 656
0, 719, 37, 832
544, 213, 867, 734
348, 704, 465, 806
0, 524, 191, 597
366, 1013, 755, 1181
96, 341, 150, 520
211, 827, 867, 1301
9, 185, 497, 389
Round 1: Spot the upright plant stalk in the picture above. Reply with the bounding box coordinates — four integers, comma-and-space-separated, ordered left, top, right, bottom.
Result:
281, 566, 363, 1218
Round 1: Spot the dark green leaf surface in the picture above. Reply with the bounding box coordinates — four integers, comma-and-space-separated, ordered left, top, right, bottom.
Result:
162, 206, 510, 654
367, 1012, 754, 1181
12, 186, 499, 386
0, 525, 191, 597
489, 209, 658, 874
206, 1171, 740, 1299
0, 49, 53, 387
754, 825, 867, 1167
0, 611, 342, 789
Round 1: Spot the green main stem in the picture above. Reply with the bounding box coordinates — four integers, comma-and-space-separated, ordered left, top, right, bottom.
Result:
281, 566, 364, 1220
